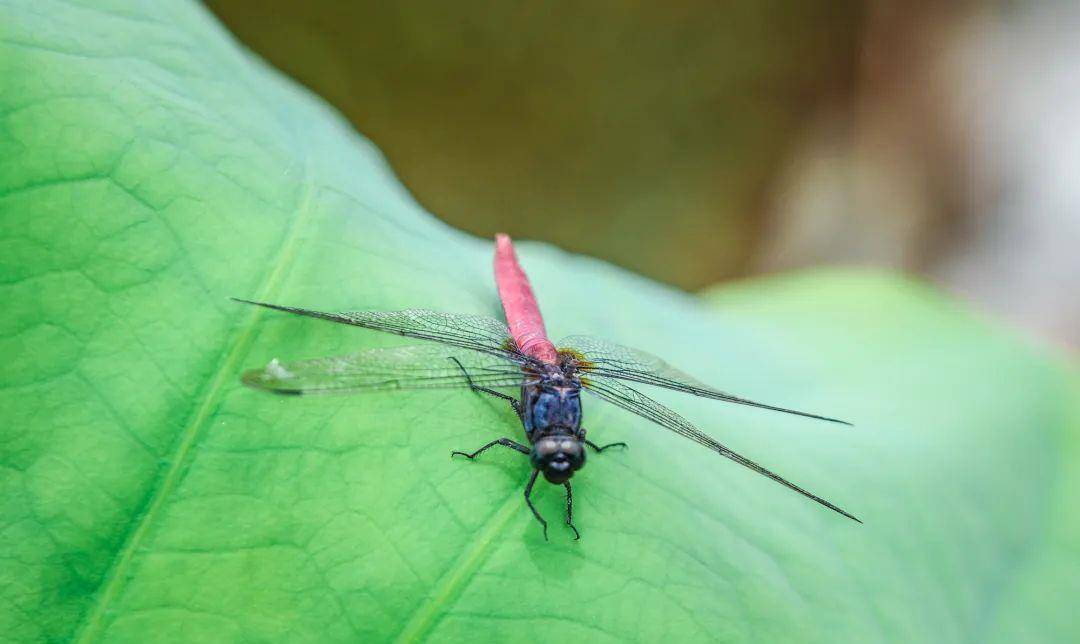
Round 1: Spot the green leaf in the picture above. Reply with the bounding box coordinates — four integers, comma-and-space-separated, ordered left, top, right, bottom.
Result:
1, 2, 1076, 643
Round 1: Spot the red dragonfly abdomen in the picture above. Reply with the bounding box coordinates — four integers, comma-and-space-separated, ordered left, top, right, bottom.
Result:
494, 234, 559, 364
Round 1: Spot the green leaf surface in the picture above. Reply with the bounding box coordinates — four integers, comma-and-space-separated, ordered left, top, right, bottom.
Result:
1, 2, 1076, 642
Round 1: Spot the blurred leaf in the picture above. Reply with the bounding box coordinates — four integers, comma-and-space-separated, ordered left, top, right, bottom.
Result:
0, 2, 1076, 643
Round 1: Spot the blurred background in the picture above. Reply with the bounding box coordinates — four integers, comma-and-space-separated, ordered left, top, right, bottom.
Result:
206, 0, 1079, 350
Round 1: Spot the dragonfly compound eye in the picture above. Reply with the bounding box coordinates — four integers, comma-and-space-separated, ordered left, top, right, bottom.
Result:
532, 436, 585, 483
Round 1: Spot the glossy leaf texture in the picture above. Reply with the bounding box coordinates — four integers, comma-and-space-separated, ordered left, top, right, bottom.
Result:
1, 2, 1077, 642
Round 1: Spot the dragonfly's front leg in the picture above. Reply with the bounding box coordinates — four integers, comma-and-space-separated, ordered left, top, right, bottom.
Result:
584, 439, 628, 453
580, 427, 628, 453
523, 470, 548, 541
449, 357, 524, 419
563, 481, 581, 540
451, 437, 529, 459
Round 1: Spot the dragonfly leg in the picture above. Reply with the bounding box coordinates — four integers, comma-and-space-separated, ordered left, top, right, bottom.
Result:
524, 469, 548, 541
452, 437, 530, 459
584, 439, 628, 453
563, 481, 581, 540
449, 357, 524, 418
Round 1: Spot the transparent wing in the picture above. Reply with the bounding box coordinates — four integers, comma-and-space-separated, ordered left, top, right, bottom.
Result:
241, 344, 525, 396
581, 374, 860, 522
235, 299, 526, 362
561, 335, 850, 425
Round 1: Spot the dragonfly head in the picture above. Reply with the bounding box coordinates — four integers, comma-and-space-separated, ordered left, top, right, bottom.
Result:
531, 434, 585, 484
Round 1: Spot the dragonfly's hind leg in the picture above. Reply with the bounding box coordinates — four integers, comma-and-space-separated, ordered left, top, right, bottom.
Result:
563, 481, 581, 540
523, 470, 548, 540
451, 437, 529, 459
449, 357, 523, 419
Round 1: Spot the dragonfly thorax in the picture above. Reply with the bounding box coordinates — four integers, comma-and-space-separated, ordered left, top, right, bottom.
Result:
521, 378, 582, 437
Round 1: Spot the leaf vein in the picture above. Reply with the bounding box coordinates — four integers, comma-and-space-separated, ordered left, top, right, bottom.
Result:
69, 155, 319, 642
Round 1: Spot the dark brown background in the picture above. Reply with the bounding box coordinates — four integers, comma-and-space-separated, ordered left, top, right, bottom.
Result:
207, 1, 1080, 349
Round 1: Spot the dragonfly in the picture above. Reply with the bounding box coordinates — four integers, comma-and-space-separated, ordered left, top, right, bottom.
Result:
236, 234, 859, 539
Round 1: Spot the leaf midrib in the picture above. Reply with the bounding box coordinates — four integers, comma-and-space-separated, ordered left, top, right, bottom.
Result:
71, 159, 318, 643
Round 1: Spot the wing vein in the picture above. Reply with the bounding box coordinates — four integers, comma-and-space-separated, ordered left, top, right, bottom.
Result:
561, 334, 850, 425
583, 375, 860, 522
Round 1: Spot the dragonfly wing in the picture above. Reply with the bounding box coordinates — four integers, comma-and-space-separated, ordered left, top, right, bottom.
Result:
561, 335, 850, 425
581, 374, 860, 522
235, 299, 523, 361
242, 344, 524, 396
